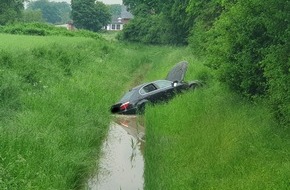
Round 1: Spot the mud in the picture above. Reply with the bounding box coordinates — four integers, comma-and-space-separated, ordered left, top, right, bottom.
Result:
88, 115, 145, 190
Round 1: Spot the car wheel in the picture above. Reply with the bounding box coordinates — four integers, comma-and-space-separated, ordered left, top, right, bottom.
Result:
189, 83, 198, 90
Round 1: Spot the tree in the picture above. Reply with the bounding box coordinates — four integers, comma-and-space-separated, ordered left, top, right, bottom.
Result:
21, 10, 44, 23
71, 0, 111, 32
195, 0, 290, 126
0, 0, 24, 25
121, 0, 192, 45
186, 0, 232, 54
27, 0, 71, 24
123, 0, 161, 16
108, 4, 122, 17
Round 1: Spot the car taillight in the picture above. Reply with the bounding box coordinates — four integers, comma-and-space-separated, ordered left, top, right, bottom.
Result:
120, 102, 130, 110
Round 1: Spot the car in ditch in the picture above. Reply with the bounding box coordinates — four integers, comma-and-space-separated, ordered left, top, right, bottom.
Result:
110, 61, 202, 115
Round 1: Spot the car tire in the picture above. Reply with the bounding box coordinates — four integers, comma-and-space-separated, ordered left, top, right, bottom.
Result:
189, 83, 198, 90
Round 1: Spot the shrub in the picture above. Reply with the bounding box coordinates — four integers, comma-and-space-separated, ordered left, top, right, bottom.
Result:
0, 22, 101, 40
199, 0, 290, 127
118, 15, 172, 45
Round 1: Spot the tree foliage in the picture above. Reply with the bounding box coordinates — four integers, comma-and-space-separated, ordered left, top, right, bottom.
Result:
123, 0, 161, 16
199, 0, 290, 126
21, 10, 43, 23
108, 4, 122, 17
0, 0, 24, 25
27, 0, 71, 24
71, 0, 111, 32
122, 0, 191, 45
119, 14, 171, 44
121, 0, 290, 126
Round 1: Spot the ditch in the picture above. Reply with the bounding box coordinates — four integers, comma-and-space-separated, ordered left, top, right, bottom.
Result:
87, 115, 145, 190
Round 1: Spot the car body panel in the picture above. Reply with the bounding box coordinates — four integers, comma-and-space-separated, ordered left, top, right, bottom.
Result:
110, 61, 201, 115
165, 61, 188, 82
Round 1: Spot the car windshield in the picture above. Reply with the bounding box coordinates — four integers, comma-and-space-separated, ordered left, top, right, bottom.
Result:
120, 89, 137, 102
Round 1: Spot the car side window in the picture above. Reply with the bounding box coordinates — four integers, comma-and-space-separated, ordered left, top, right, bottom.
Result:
140, 84, 157, 94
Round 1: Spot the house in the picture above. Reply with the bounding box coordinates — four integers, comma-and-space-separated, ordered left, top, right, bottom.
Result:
106, 5, 133, 31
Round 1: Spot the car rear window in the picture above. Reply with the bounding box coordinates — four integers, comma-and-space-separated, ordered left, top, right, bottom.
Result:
120, 89, 137, 102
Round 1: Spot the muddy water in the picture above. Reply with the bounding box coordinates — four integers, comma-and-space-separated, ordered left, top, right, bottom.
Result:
88, 115, 145, 190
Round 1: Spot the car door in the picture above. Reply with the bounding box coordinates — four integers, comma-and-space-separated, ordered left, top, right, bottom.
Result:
139, 83, 160, 103
153, 80, 175, 101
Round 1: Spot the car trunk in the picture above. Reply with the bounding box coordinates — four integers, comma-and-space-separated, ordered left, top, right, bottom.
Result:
165, 61, 188, 82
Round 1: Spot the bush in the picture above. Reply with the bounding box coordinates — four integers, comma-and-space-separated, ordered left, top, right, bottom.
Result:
188, 0, 290, 127
118, 15, 172, 45
0, 22, 101, 40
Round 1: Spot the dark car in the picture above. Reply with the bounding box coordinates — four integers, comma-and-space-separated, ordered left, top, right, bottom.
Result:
110, 61, 202, 115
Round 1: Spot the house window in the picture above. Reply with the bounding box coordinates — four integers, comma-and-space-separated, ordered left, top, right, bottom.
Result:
112, 24, 116, 30
116, 24, 120, 30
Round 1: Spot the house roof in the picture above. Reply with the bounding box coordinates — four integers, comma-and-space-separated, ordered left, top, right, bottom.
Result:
110, 5, 134, 24
121, 5, 133, 19
111, 16, 122, 24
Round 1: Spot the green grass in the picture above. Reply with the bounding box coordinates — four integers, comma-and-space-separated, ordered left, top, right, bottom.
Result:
0, 34, 126, 189
144, 74, 290, 189
0, 34, 96, 51
1, 32, 289, 190
0, 34, 156, 189
0, 33, 197, 189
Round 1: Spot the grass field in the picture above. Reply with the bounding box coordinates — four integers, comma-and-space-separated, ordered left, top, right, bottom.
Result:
0, 33, 171, 189
0, 33, 199, 189
144, 70, 290, 189
1, 32, 289, 189
0, 34, 126, 189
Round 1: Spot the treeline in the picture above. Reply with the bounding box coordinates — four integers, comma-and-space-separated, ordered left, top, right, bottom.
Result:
26, 0, 71, 24
0, 0, 120, 32
0, 0, 71, 25
121, 0, 290, 127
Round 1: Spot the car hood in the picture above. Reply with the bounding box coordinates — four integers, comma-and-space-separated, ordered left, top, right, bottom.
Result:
165, 61, 188, 82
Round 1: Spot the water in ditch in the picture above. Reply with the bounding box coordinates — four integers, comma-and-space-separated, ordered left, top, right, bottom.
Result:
87, 115, 145, 190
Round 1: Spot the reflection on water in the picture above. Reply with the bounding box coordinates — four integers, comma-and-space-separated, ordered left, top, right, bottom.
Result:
88, 115, 145, 190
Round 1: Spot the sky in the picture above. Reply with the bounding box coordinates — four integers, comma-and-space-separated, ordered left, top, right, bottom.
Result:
50, 0, 123, 4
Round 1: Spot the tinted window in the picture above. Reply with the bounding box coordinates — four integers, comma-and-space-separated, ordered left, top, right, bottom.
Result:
140, 84, 157, 94
120, 89, 137, 102
154, 80, 172, 89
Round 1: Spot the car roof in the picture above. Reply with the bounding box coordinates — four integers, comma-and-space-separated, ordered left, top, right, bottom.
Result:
131, 79, 171, 90
119, 80, 172, 102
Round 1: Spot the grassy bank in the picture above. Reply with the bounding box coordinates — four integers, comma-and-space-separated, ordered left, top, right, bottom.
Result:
144, 59, 290, 189
0, 33, 171, 189
0, 34, 126, 189
1, 32, 289, 189
0, 33, 199, 189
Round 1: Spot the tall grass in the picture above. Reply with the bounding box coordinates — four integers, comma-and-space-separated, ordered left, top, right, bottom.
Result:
0, 33, 196, 189
0, 34, 119, 189
0, 33, 166, 189
2, 31, 289, 190
144, 67, 290, 189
